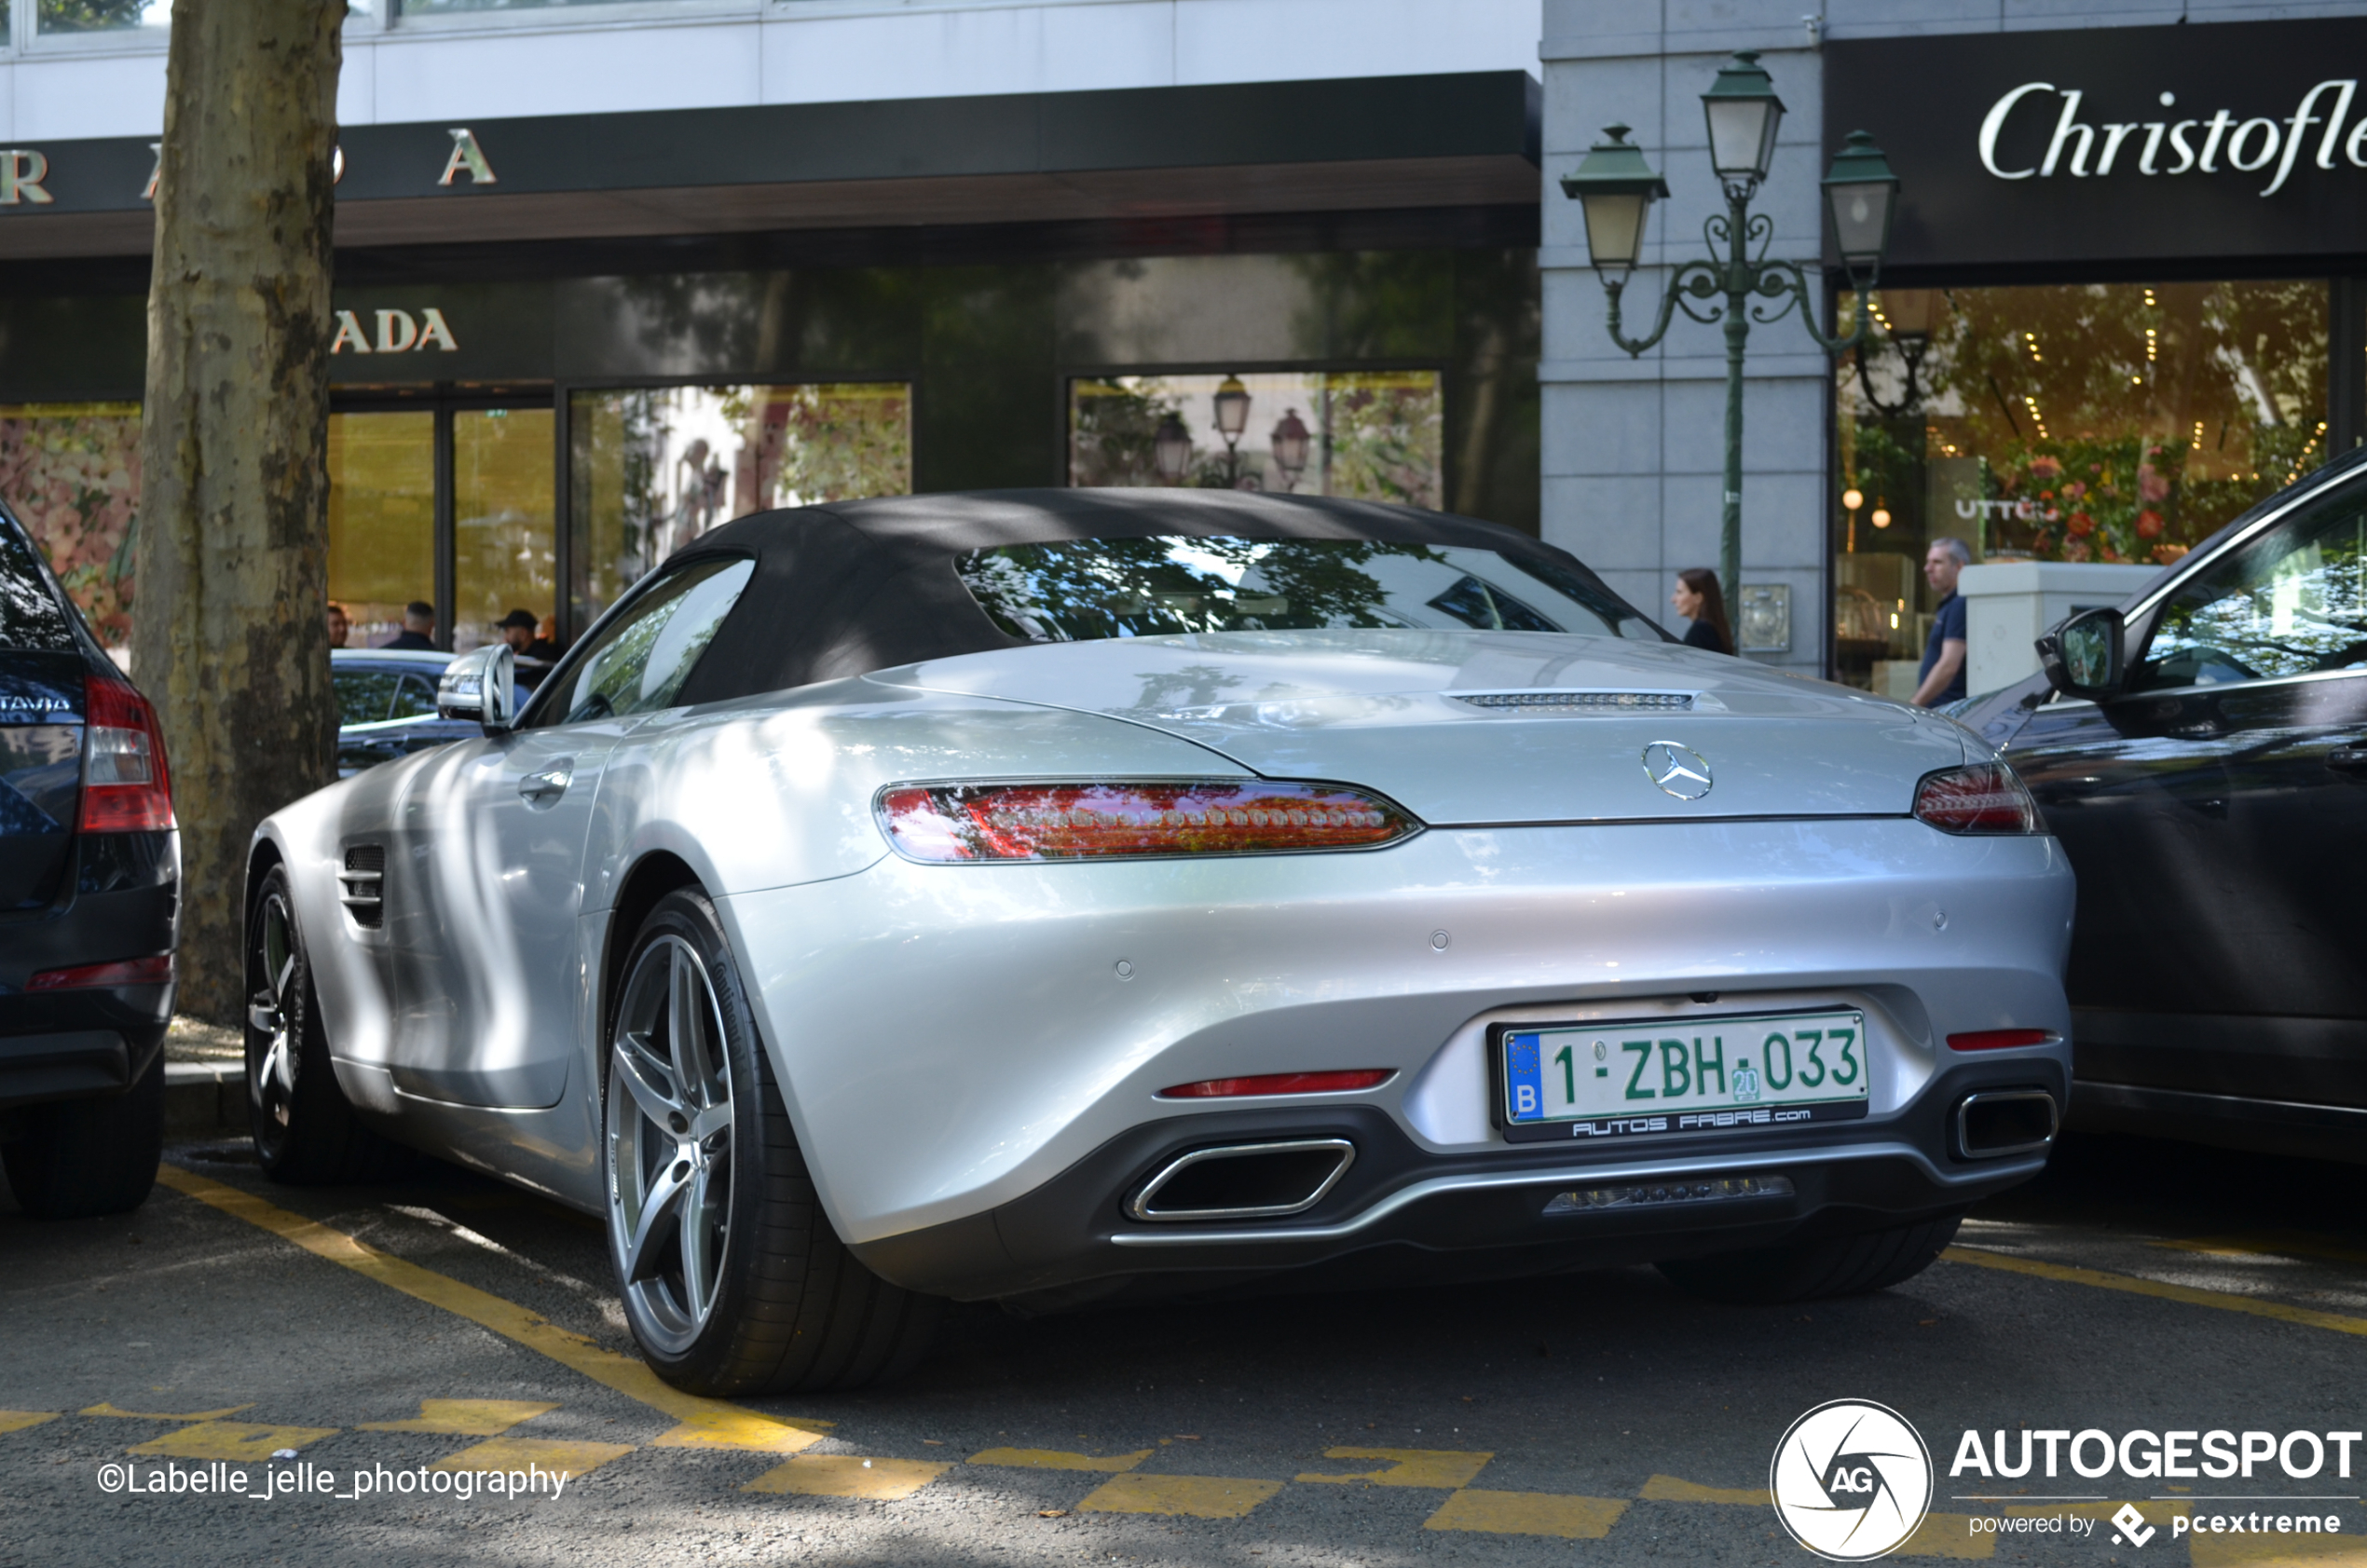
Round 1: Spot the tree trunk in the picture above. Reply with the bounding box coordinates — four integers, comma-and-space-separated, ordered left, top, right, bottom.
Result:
132, 0, 343, 1024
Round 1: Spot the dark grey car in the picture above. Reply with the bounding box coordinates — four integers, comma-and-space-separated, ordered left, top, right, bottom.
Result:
1956, 443, 2367, 1163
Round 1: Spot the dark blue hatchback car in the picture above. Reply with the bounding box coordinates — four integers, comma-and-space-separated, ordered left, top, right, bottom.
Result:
0, 508, 177, 1218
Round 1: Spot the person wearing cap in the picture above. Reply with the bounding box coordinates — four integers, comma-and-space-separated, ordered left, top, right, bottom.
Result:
498, 607, 559, 690
496, 607, 540, 656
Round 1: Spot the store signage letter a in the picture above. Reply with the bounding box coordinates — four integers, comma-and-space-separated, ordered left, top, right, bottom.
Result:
438, 129, 497, 186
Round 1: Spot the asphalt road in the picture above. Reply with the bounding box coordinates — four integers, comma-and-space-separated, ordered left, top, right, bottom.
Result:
4, 1127, 2364, 1568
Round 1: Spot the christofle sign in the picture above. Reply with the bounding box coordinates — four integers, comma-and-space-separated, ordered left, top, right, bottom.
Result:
1826, 16, 2367, 267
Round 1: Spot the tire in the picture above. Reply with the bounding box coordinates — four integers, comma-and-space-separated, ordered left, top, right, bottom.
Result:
1654, 1211, 1964, 1305
603, 887, 941, 1396
246, 865, 399, 1184
2, 1050, 163, 1219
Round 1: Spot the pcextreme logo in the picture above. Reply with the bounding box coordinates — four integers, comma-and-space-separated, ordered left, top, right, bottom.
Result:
1771, 1399, 1935, 1561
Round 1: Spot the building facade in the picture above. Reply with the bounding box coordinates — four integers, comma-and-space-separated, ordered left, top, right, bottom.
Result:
1544, 0, 2367, 684
0, 0, 1544, 652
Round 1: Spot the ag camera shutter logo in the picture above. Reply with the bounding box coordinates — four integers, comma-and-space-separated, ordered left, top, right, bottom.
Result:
1771, 1399, 1935, 1561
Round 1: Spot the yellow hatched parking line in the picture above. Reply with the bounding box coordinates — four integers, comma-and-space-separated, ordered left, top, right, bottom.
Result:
153, 1163, 828, 1455
1941, 1245, 2367, 1338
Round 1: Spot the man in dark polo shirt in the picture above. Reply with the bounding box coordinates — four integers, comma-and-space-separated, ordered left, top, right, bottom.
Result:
1909, 538, 1970, 707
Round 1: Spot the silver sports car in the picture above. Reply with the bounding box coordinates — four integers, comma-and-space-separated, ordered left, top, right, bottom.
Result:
246, 491, 2073, 1394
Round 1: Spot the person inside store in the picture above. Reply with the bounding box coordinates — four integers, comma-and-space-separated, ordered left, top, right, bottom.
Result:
383, 601, 436, 650
325, 601, 349, 648
1910, 538, 1971, 708
527, 614, 563, 662
497, 607, 557, 689
1670, 567, 1733, 655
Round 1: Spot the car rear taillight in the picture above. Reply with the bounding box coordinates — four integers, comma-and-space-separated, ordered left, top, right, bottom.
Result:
876, 781, 1419, 863
1947, 1029, 2057, 1051
81, 673, 174, 833
28, 954, 173, 990
1912, 762, 2037, 835
1158, 1070, 1395, 1099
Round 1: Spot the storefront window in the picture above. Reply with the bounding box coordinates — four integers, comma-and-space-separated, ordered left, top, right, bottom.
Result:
37, 0, 165, 34
327, 410, 434, 651
568, 382, 912, 631
0, 403, 141, 647
1834, 280, 2329, 691
1070, 371, 1443, 508
454, 406, 555, 654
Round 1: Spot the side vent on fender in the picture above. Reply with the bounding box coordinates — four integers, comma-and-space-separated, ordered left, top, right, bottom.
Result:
339, 844, 385, 929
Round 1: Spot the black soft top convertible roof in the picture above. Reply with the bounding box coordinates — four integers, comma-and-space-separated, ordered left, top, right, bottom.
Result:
666, 488, 1656, 708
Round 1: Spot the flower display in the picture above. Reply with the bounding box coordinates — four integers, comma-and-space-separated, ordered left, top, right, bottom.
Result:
0, 407, 142, 646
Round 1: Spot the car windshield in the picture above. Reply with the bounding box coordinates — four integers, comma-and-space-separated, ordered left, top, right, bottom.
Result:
0, 525, 74, 652
954, 537, 1660, 644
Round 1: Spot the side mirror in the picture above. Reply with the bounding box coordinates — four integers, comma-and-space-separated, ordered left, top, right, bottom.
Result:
2036, 607, 2125, 701
436, 645, 517, 734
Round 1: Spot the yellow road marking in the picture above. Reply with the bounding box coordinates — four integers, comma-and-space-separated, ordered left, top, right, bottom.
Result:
1640, 1473, 1769, 1506
1297, 1448, 1494, 1489
83, 1401, 253, 1422
1421, 1490, 1628, 1538
1075, 1473, 1284, 1519
128, 1421, 339, 1461
1896, 1515, 1995, 1559
2188, 1536, 2367, 1567
968, 1447, 1152, 1473
2157, 1234, 2367, 1268
1941, 1246, 2367, 1338
745, 1455, 951, 1501
0, 1411, 60, 1435
153, 1164, 827, 1454
359, 1399, 558, 1437
430, 1437, 635, 1477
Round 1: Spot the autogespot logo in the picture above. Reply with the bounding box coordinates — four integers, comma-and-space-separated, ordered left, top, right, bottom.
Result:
1771, 1399, 1936, 1561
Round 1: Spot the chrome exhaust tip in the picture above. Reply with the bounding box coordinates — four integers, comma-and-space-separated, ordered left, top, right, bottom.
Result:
1955, 1089, 2059, 1159
1127, 1138, 1356, 1221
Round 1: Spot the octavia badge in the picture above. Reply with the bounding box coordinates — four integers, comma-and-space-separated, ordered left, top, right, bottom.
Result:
1641, 742, 1713, 800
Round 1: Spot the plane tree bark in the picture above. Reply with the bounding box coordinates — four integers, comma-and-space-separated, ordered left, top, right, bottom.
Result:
131, 0, 344, 1023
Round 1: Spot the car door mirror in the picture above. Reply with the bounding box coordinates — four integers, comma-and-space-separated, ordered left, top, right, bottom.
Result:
435, 645, 517, 733
2036, 607, 2125, 700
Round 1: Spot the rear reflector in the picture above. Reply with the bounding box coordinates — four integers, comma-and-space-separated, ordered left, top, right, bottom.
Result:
80, 673, 175, 833
1158, 1070, 1394, 1099
29, 953, 173, 991
1913, 762, 2038, 835
1947, 1028, 2057, 1051
877, 780, 1418, 863
1543, 1174, 1794, 1214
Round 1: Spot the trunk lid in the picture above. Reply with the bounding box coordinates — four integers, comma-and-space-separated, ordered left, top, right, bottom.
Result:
869, 631, 1967, 825
0, 654, 85, 909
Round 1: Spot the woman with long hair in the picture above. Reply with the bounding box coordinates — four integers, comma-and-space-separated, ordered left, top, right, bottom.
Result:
1672, 568, 1733, 655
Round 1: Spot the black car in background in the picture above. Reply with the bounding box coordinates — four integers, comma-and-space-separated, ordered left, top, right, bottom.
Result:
1957, 444, 2367, 1164
333, 648, 465, 776
0, 509, 177, 1218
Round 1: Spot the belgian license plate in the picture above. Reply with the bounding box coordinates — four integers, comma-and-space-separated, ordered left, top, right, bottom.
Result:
1497, 1010, 1871, 1145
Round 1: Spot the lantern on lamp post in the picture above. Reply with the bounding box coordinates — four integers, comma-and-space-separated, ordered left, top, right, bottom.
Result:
1560, 50, 1901, 620
1152, 414, 1193, 486
1269, 408, 1311, 492
1211, 375, 1252, 486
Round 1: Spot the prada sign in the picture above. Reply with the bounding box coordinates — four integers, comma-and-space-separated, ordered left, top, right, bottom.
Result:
1827, 17, 2367, 269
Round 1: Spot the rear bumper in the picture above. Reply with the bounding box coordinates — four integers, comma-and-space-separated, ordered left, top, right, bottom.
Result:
849, 1057, 2066, 1302
0, 829, 177, 1110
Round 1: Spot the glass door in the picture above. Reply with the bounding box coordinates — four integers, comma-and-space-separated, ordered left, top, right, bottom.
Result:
328, 390, 554, 654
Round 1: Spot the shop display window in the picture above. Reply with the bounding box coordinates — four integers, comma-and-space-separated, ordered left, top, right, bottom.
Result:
454, 407, 556, 654
0, 402, 142, 648
1834, 280, 2330, 692
328, 410, 435, 651
1069, 370, 1443, 509
568, 382, 912, 631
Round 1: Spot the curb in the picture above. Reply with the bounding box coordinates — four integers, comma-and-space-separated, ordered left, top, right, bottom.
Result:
164, 1061, 243, 1137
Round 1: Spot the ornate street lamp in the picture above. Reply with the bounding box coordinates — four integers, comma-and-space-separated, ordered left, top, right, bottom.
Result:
1562, 52, 1901, 613
1153, 414, 1193, 485
1211, 375, 1252, 486
1269, 408, 1311, 492
1854, 286, 1941, 417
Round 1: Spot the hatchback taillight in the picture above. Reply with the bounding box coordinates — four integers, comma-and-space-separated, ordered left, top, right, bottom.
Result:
1912, 762, 2037, 835
876, 780, 1419, 863
81, 673, 175, 833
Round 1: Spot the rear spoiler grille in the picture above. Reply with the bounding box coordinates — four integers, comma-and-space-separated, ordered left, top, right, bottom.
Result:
1454, 691, 1694, 714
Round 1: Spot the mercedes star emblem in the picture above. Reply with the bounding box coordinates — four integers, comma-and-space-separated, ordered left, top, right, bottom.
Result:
1641, 741, 1713, 800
